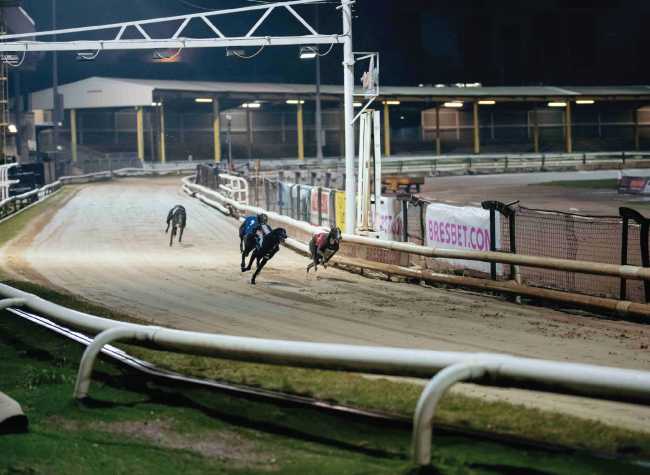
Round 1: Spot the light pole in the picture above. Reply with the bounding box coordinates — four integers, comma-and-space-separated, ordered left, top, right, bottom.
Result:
315, 5, 323, 165
52, 0, 60, 175
226, 114, 232, 171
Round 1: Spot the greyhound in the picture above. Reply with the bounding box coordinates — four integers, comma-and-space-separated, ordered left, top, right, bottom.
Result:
165, 205, 186, 246
241, 226, 287, 284
239, 213, 268, 252
306, 226, 342, 279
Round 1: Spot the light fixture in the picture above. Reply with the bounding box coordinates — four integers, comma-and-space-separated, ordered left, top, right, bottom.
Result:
286, 100, 305, 104
435, 84, 445, 88
0, 54, 19, 63
400, 116, 405, 120
418, 84, 424, 87
299, 45, 318, 59
548, 102, 567, 107
385, 101, 400, 105
242, 103, 260, 108
576, 100, 594, 104
151, 102, 157, 106
354, 102, 363, 107
226, 47, 245, 57
195, 98, 213, 103
7, 124, 17, 133
152, 50, 170, 60
478, 100, 495, 105
444, 102, 463, 107
76, 50, 97, 61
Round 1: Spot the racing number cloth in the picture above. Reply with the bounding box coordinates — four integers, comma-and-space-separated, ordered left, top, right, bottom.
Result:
315, 233, 327, 247
243, 216, 258, 235
256, 224, 272, 250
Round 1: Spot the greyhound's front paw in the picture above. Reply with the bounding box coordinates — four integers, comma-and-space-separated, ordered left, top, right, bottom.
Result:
323, 263, 327, 269
250, 279, 256, 285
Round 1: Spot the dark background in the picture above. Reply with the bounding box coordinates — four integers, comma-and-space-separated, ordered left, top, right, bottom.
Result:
16, 0, 650, 94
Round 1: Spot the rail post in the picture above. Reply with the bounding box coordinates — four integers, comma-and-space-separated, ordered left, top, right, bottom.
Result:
310, 172, 316, 186
482, 201, 518, 284
403, 200, 408, 243
583, 153, 586, 165
541, 154, 545, 170
325, 172, 331, 188
296, 184, 301, 221
265, 178, 270, 211
619, 207, 650, 302
278, 184, 283, 216
318, 187, 322, 226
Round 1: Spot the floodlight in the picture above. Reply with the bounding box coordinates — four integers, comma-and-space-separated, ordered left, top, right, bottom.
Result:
0, 54, 19, 63
299, 45, 318, 59
478, 101, 495, 105
548, 102, 567, 107
226, 47, 245, 57
7, 125, 17, 133
151, 102, 157, 106
353, 102, 363, 107
247, 103, 261, 108
152, 50, 170, 59
195, 98, 213, 103
576, 100, 594, 104
385, 101, 400, 105
76, 50, 97, 61
286, 100, 305, 104
444, 102, 463, 107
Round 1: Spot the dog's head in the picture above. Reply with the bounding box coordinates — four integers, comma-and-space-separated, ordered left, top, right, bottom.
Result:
257, 213, 269, 225
274, 228, 287, 243
330, 226, 342, 242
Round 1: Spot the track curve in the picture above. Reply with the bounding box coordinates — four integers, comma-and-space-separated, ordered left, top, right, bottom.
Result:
2, 176, 650, 431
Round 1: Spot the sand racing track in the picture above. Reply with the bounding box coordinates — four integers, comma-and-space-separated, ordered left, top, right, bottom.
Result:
2, 176, 650, 431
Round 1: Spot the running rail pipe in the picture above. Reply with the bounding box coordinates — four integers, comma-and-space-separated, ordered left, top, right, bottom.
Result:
182, 177, 650, 282
2, 282, 650, 407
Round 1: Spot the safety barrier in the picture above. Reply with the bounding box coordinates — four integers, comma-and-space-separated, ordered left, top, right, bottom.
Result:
1, 283, 650, 467
0, 163, 19, 202
0, 181, 62, 222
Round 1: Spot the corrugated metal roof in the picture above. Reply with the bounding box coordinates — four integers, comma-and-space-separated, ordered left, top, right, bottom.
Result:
29, 77, 650, 110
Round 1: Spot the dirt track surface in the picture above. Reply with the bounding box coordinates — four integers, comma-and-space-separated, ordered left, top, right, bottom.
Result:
2, 176, 650, 432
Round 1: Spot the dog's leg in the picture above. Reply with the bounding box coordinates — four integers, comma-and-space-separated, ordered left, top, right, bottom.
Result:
165, 223, 170, 233
251, 258, 268, 284
179, 226, 184, 243
170, 227, 175, 246
306, 261, 315, 278
245, 250, 258, 271
241, 249, 248, 271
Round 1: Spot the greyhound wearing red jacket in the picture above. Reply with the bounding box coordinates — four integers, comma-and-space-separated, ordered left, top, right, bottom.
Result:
306, 226, 342, 279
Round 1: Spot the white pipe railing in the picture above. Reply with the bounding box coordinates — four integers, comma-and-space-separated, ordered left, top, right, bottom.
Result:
217, 173, 249, 206
2, 286, 650, 466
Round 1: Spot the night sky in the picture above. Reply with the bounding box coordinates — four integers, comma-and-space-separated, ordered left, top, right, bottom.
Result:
18, 0, 411, 94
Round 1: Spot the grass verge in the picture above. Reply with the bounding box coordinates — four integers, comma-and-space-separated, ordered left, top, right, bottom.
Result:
534, 179, 618, 189
2, 279, 650, 467
0, 186, 74, 249
2, 308, 647, 475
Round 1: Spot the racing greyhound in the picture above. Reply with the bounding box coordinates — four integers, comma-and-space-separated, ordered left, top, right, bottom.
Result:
165, 205, 186, 246
239, 213, 268, 252
306, 226, 342, 279
241, 226, 287, 284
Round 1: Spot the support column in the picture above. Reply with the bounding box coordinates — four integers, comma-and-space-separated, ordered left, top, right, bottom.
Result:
159, 99, 166, 163
136, 107, 144, 160
246, 108, 253, 160
473, 100, 480, 154
339, 101, 345, 157
70, 109, 77, 163
297, 102, 304, 161
566, 100, 572, 154
383, 102, 390, 157
213, 97, 220, 162
436, 103, 441, 155
634, 105, 640, 152
533, 102, 539, 153
342, 0, 356, 233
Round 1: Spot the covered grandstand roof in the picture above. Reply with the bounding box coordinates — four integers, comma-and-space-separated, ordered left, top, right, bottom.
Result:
29, 76, 650, 110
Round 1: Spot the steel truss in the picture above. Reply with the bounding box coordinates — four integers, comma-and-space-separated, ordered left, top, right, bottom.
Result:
0, 0, 341, 52
0, 0, 358, 233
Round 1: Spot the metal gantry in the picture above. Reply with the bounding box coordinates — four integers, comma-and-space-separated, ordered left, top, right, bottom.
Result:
0, 0, 358, 233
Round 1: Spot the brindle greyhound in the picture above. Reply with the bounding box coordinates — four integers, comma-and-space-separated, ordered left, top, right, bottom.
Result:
241, 226, 287, 284
239, 213, 268, 252
306, 226, 342, 279
165, 205, 186, 246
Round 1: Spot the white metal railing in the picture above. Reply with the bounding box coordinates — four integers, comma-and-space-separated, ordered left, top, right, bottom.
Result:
0, 163, 19, 201
218, 173, 249, 206
1, 284, 649, 467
